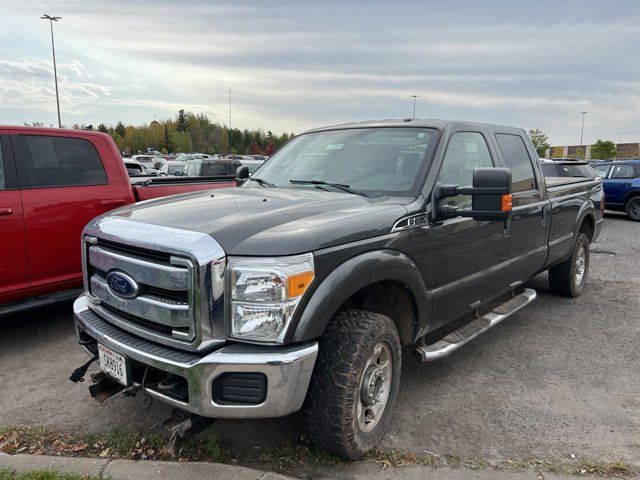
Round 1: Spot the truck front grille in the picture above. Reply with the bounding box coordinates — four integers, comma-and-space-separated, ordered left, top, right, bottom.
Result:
86, 240, 197, 347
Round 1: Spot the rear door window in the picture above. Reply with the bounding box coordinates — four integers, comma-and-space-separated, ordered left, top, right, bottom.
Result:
611, 164, 635, 179
495, 134, 536, 192
16, 135, 107, 188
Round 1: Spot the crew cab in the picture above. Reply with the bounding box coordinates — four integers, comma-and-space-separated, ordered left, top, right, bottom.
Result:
71, 120, 603, 458
0, 126, 236, 314
592, 159, 640, 220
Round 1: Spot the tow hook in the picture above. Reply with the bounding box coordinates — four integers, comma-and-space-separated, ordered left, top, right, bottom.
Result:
68, 355, 98, 383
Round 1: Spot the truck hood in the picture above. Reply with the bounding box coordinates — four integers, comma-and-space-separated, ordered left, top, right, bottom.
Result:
109, 187, 409, 255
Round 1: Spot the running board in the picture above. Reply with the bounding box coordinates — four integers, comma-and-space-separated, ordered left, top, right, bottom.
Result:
414, 288, 537, 362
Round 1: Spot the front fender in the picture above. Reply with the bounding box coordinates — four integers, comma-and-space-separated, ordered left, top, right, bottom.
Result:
290, 249, 432, 343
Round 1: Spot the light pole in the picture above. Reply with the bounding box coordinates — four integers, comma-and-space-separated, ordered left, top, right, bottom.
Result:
41, 14, 62, 128
410, 94, 419, 119
579, 111, 587, 158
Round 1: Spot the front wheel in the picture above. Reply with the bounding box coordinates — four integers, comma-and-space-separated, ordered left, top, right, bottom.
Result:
548, 232, 590, 297
626, 196, 640, 221
302, 309, 401, 459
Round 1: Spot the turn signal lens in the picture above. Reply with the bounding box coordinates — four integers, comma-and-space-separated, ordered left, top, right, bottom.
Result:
501, 194, 513, 212
287, 270, 315, 297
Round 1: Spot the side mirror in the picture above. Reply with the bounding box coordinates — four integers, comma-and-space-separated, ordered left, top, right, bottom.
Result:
437, 167, 512, 222
236, 165, 249, 186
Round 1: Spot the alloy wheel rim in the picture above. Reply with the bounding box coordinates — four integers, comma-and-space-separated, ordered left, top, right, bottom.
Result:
357, 342, 392, 433
575, 244, 586, 285
630, 199, 640, 219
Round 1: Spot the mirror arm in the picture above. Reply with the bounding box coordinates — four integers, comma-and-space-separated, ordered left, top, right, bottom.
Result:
438, 184, 510, 197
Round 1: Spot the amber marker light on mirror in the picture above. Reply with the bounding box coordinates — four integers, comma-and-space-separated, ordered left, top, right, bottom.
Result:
502, 194, 513, 212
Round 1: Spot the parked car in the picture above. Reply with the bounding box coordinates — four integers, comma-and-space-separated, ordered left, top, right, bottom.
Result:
0, 126, 237, 315
72, 119, 603, 459
131, 154, 164, 169
592, 159, 640, 220
159, 160, 186, 176
238, 158, 265, 174
181, 157, 242, 176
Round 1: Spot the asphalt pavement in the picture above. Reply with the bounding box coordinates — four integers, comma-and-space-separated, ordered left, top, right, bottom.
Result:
1, 212, 638, 473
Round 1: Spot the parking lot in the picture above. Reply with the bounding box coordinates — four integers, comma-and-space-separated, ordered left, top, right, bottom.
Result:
1, 212, 638, 467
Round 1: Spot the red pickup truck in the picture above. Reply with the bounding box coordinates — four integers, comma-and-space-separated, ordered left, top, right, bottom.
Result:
0, 126, 235, 314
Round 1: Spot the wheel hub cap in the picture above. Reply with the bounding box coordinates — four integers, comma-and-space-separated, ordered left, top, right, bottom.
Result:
575, 245, 586, 285
357, 342, 392, 432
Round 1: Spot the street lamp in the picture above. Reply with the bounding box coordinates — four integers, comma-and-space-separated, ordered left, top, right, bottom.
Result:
41, 14, 62, 128
410, 94, 420, 119
579, 111, 588, 158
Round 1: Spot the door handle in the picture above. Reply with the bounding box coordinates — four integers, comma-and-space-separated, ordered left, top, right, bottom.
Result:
100, 199, 127, 207
0, 208, 13, 216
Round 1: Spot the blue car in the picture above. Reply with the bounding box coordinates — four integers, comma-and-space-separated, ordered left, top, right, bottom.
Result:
592, 159, 640, 221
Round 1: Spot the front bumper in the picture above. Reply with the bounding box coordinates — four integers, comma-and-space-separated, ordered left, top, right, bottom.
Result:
73, 295, 318, 418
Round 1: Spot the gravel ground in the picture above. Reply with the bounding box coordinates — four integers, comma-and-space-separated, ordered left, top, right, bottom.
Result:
1, 212, 638, 465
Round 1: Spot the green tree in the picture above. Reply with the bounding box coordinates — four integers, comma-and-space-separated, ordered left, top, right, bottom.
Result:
97, 123, 108, 133
590, 139, 616, 160
551, 146, 564, 158
171, 130, 193, 152
162, 124, 174, 153
115, 121, 126, 138
177, 109, 189, 132
528, 128, 550, 157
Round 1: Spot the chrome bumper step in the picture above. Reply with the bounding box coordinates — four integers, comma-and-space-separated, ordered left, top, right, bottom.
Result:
414, 288, 537, 362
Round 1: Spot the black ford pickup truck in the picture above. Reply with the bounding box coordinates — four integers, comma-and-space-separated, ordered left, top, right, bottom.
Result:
72, 119, 604, 458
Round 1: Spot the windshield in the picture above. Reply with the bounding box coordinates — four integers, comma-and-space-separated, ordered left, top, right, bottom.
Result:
250, 127, 437, 197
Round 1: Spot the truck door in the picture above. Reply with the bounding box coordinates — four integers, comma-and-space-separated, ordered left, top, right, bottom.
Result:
605, 164, 636, 206
0, 133, 29, 302
12, 132, 129, 290
493, 132, 548, 281
428, 130, 514, 327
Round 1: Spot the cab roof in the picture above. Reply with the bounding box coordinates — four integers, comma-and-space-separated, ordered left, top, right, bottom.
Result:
302, 118, 526, 135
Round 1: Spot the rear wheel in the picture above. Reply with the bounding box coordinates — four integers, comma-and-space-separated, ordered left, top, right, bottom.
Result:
625, 196, 640, 221
302, 309, 401, 459
548, 233, 590, 297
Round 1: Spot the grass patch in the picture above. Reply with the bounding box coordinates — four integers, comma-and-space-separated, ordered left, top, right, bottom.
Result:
496, 458, 637, 477
371, 449, 440, 467
0, 426, 226, 463
0, 469, 98, 480
1, 425, 638, 477
257, 442, 348, 469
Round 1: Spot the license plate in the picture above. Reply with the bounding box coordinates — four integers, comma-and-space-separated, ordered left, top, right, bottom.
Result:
98, 344, 129, 386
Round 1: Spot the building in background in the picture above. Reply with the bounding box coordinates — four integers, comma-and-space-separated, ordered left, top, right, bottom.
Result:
545, 142, 640, 160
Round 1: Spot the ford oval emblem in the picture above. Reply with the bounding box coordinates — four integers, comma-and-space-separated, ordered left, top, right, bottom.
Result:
106, 271, 139, 299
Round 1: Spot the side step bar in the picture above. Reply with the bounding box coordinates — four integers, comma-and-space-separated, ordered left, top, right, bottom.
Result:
414, 288, 537, 362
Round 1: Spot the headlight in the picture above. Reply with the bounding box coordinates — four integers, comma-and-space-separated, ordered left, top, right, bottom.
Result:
228, 253, 314, 342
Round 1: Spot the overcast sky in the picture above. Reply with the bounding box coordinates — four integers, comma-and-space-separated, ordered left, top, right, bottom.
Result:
1, 0, 640, 145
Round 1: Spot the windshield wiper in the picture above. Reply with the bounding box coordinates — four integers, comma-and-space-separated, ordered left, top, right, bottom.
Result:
289, 179, 369, 197
250, 177, 275, 187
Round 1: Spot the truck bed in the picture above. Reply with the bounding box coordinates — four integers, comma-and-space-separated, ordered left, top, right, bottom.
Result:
130, 175, 236, 201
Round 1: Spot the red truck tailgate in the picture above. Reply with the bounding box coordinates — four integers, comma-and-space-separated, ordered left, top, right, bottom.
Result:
132, 180, 236, 202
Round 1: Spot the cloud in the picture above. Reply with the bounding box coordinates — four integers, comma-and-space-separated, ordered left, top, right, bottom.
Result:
1, 0, 640, 142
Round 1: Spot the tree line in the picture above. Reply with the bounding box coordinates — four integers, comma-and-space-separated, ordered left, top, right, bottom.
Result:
85, 110, 294, 156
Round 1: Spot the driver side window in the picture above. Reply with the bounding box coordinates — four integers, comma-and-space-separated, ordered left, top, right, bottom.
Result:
437, 132, 493, 209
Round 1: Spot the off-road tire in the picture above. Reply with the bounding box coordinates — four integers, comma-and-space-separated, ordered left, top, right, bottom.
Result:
548, 233, 590, 297
625, 195, 640, 221
302, 309, 401, 459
